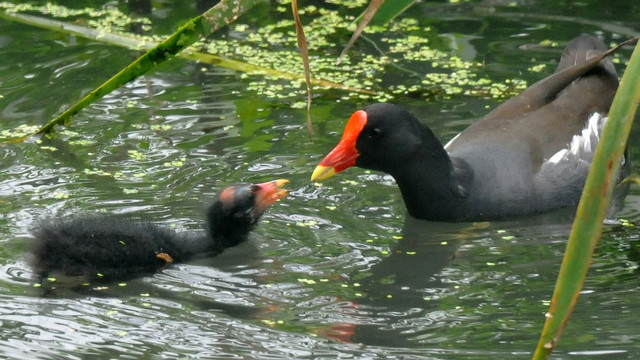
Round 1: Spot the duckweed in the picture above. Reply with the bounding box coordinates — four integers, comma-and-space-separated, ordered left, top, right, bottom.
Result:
0, 1, 531, 104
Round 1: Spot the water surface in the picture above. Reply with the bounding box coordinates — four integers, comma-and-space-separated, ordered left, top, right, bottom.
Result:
1, 1, 639, 359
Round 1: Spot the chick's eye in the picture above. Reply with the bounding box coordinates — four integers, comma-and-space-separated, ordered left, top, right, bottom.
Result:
233, 188, 256, 213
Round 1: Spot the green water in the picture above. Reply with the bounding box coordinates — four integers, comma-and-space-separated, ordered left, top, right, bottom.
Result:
1, 1, 639, 358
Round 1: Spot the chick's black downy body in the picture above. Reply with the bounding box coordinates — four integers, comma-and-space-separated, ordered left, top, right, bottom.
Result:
29, 180, 288, 282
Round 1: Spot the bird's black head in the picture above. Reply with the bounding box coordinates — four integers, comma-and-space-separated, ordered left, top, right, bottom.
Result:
355, 103, 436, 173
206, 180, 288, 248
311, 103, 443, 181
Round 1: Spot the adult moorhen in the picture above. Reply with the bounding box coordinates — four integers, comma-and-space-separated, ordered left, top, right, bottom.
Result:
311, 34, 627, 221
30, 179, 288, 282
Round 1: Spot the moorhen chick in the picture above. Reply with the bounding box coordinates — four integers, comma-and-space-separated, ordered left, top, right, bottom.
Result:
29, 179, 288, 282
312, 34, 627, 221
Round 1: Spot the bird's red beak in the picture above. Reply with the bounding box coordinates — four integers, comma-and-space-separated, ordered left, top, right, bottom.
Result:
253, 179, 289, 214
311, 110, 367, 181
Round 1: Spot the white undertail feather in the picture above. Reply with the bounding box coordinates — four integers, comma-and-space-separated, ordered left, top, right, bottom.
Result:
443, 133, 460, 150
547, 112, 606, 166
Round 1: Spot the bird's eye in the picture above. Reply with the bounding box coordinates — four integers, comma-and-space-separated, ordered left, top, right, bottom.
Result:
368, 127, 383, 139
250, 184, 261, 193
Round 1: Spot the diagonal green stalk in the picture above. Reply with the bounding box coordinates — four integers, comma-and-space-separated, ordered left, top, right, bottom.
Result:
532, 40, 640, 359
291, 0, 313, 138
336, 0, 415, 65
0, 10, 371, 97
7, 0, 265, 140
39, 0, 263, 135
336, 0, 384, 65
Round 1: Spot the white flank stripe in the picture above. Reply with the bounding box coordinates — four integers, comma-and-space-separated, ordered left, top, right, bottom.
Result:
444, 132, 461, 150
547, 113, 606, 165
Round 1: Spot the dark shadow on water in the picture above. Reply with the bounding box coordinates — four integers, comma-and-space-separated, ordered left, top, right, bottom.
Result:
340, 207, 593, 347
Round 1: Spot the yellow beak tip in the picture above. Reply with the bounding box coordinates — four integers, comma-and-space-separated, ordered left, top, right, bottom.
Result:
311, 165, 336, 182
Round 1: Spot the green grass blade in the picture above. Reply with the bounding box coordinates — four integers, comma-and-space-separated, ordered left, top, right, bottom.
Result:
532, 39, 640, 359
0, 4, 375, 144
335, 0, 415, 65
337, 0, 385, 65
369, 0, 416, 26
291, 0, 313, 138
0, 10, 368, 95
30, 0, 265, 136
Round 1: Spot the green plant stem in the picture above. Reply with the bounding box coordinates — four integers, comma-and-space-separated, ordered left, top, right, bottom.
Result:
33, 0, 265, 135
291, 0, 313, 138
532, 40, 640, 359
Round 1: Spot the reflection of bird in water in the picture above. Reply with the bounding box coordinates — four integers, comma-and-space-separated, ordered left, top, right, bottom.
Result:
340, 209, 579, 347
